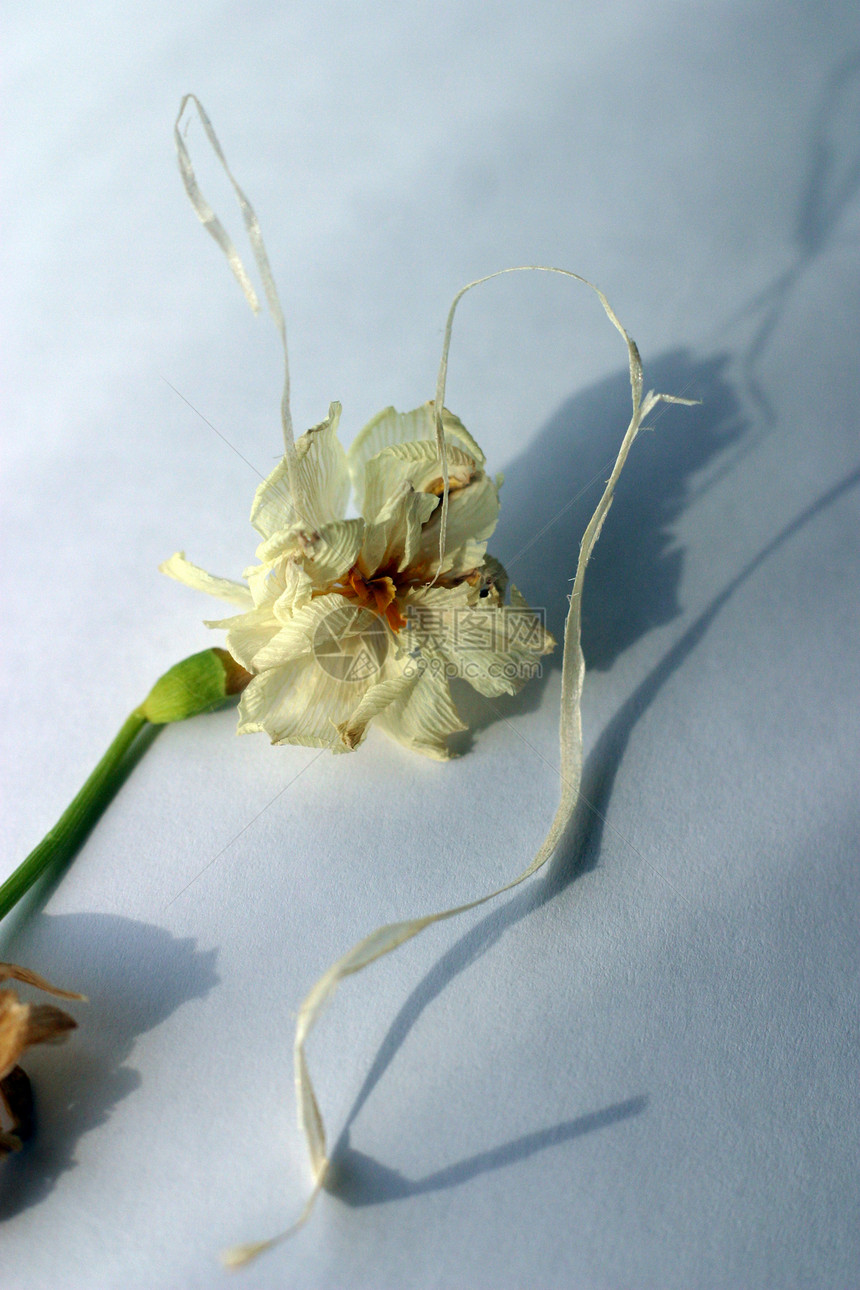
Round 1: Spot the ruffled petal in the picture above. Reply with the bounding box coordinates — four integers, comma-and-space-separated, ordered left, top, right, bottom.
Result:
334, 659, 419, 751
237, 657, 344, 748
271, 564, 315, 621
237, 637, 391, 751
243, 546, 313, 614
405, 582, 555, 698
373, 656, 467, 759
159, 552, 253, 608
250, 402, 350, 537
255, 518, 364, 587
204, 605, 282, 671
250, 593, 392, 679
359, 486, 439, 576
245, 518, 365, 615
413, 474, 500, 577
348, 403, 486, 515
361, 439, 479, 523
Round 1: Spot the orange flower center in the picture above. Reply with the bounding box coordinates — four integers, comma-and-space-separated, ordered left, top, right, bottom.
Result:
334, 564, 409, 633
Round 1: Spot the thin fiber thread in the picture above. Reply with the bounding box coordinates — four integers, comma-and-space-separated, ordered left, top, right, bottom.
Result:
175, 98, 693, 1268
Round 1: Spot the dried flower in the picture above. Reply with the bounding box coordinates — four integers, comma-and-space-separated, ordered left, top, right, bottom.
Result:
0, 963, 84, 1159
161, 401, 554, 758
170, 96, 696, 1266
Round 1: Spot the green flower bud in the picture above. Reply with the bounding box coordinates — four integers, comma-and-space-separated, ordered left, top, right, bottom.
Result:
140, 648, 251, 724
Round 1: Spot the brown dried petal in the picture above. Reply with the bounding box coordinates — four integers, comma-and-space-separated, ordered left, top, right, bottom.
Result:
0, 962, 86, 1001
0, 972, 81, 1163
25, 1004, 78, 1049
212, 647, 253, 696
0, 990, 30, 1081
0, 966, 83, 1088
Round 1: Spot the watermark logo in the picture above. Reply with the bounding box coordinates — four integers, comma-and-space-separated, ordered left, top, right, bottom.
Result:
402, 603, 547, 684
311, 600, 548, 686
312, 602, 389, 682
401, 653, 544, 684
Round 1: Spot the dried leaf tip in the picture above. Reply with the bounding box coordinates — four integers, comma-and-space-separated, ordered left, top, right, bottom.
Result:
221, 1240, 276, 1270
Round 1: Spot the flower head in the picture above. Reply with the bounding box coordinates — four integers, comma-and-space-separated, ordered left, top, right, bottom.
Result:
162, 401, 554, 758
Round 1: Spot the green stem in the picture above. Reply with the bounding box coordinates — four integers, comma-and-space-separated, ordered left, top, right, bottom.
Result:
0, 709, 150, 922
0, 646, 252, 926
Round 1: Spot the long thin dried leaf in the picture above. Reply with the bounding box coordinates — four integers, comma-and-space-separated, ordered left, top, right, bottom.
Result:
174, 94, 303, 519
225, 283, 695, 1266
170, 100, 696, 1269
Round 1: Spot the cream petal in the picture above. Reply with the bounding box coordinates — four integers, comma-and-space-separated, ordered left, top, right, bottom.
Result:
204, 605, 281, 671
237, 643, 389, 750
250, 402, 350, 538
361, 439, 478, 524
246, 519, 365, 616
416, 536, 488, 585
250, 593, 392, 678
244, 550, 313, 613
373, 656, 467, 759
334, 660, 419, 752
508, 582, 556, 646
359, 487, 439, 576
348, 403, 486, 515
436, 407, 486, 465
159, 552, 253, 608
301, 519, 365, 586
247, 600, 329, 672
249, 461, 296, 538
272, 565, 315, 622
397, 491, 443, 571
405, 582, 554, 698
413, 474, 500, 575
255, 518, 364, 587
253, 523, 307, 565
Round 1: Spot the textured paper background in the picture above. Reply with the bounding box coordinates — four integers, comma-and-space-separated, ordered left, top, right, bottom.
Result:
2, 3, 859, 1287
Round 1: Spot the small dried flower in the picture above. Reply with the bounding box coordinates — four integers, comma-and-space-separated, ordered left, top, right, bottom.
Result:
170, 97, 696, 1266
162, 402, 554, 759
0, 963, 84, 1159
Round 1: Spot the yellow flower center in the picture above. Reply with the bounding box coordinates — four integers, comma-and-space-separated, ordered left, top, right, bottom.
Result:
332, 564, 409, 633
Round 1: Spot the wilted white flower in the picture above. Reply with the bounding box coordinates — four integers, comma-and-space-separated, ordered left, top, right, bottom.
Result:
163, 96, 698, 1269
162, 401, 553, 758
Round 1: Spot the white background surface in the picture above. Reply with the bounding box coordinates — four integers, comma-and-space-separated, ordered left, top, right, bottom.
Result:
2, 3, 859, 1287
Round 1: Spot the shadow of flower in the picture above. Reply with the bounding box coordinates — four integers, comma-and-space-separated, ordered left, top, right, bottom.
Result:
494, 349, 744, 670
450, 347, 744, 754
326, 413, 859, 1208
